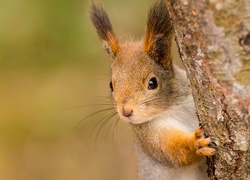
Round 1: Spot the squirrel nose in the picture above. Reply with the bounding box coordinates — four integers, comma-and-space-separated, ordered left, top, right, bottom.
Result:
122, 106, 133, 118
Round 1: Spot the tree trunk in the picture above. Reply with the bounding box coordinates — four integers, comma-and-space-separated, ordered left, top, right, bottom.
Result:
165, 0, 250, 179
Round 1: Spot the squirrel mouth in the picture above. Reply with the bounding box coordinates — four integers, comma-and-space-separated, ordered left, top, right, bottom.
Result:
120, 115, 154, 125
117, 106, 156, 124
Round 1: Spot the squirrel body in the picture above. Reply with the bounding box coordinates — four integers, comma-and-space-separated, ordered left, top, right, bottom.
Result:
90, 1, 215, 179
132, 94, 209, 180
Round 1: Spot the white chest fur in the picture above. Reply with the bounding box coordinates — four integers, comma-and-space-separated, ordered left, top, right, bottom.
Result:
152, 95, 198, 132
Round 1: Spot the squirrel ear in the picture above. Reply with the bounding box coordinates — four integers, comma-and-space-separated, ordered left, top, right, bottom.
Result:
90, 3, 120, 57
144, 0, 174, 70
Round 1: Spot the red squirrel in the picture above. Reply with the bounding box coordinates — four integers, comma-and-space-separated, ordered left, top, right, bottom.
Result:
90, 1, 216, 179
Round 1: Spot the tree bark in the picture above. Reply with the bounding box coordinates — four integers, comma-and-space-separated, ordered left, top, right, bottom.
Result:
165, 0, 250, 179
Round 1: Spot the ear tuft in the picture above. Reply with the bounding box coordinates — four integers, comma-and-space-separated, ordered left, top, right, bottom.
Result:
90, 2, 120, 57
144, 0, 173, 69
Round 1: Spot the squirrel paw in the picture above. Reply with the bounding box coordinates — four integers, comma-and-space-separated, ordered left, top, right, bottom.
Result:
194, 127, 216, 157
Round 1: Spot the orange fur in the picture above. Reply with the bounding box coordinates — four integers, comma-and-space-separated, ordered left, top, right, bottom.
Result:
162, 127, 215, 166
106, 31, 120, 55
144, 32, 154, 52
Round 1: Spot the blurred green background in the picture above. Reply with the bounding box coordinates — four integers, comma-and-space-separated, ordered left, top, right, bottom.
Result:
0, 0, 180, 179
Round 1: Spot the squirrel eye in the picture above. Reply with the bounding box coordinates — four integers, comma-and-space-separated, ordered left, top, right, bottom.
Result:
109, 81, 114, 92
148, 77, 158, 90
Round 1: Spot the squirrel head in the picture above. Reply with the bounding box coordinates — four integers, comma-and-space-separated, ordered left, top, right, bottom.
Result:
90, 1, 188, 124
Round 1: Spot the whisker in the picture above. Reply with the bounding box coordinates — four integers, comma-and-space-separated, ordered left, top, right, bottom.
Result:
105, 113, 118, 145
92, 96, 113, 101
140, 96, 161, 106
170, 106, 196, 118
65, 103, 114, 110
90, 110, 117, 136
94, 111, 117, 145
73, 107, 115, 131
112, 116, 120, 144
140, 93, 194, 108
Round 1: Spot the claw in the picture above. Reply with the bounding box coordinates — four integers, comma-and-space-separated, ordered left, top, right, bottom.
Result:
195, 127, 204, 139
194, 127, 216, 157
196, 137, 211, 148
196, 147, 217, 157
199, 124, 205, 129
